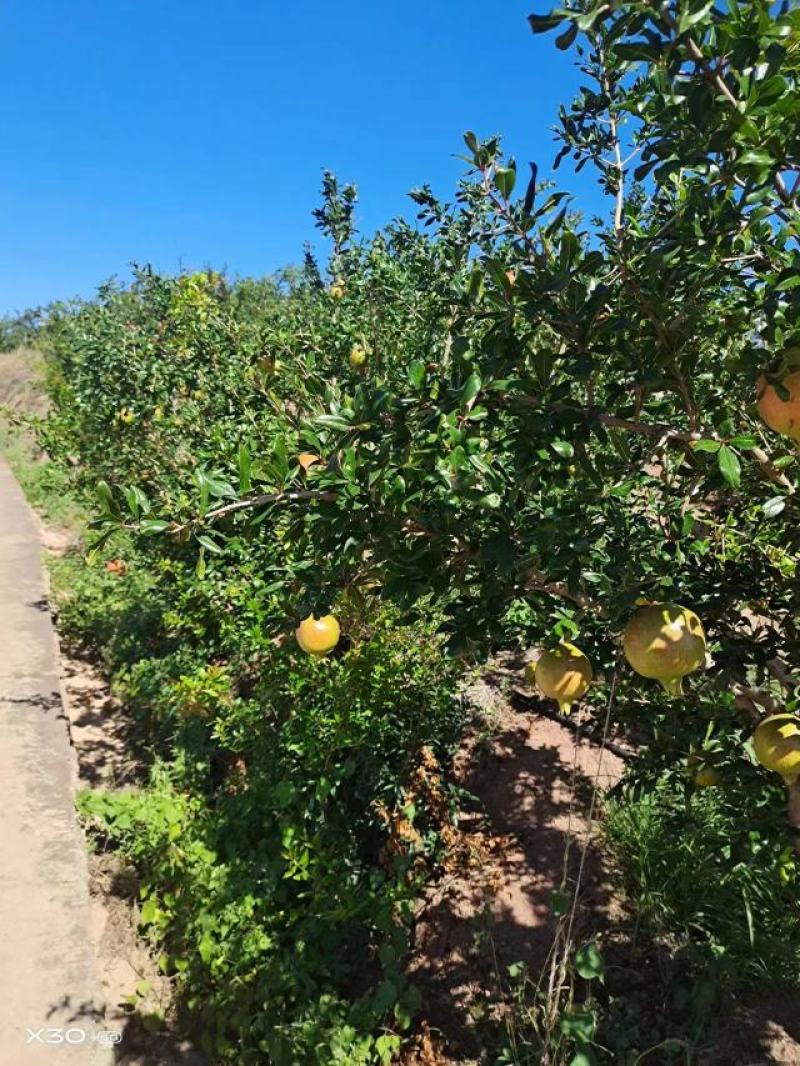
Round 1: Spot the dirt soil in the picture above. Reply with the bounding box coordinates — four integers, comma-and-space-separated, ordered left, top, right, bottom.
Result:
404, 655, 800, 1065
405, 656, 626, 1062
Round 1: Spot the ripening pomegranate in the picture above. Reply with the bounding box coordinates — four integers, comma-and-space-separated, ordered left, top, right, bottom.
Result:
623, 603, 706, 696
757, 368, 800, 442
295, 614, 341, 657
349, 344, 368, 370
753, 714, 800, 783
524, 642, 593, 715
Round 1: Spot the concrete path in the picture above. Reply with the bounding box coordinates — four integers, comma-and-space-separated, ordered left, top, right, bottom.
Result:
0, 458, 113, 1064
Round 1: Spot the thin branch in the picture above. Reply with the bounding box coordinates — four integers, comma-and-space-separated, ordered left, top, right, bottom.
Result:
480, 164, 547, 267
170, 488, 337, 534
583, 409, 793, 490
524, 570, 609, 617
512, 396, 795, 492
773, 171, 794, 207
598, 45, 625, 247
661, 12, 798, 213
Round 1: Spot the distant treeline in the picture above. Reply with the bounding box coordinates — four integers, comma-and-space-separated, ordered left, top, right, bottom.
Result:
0, 309, 44, 352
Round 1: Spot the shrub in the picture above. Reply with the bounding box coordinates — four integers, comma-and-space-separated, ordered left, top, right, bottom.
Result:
605, 777, 800, 987
78, 606, 462, 1063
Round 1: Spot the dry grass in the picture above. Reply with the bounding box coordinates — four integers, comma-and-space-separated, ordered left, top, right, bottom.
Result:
0, 346, 48, 415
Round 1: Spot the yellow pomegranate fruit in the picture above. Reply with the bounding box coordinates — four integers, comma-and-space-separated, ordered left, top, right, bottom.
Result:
330, 280, 345, 300
623, 602, 706, 696
349, 344, 368, 370
525, 642, 593, 715
687, 754, 720, 787
118, 408, 135, 424
693, 767, 721, 788
757, 369, 800, 442
297, 452, 320, 473
753, 714, 800, 783
295, 614, 341, 657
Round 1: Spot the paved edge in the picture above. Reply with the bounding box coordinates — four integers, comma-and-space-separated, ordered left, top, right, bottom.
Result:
0, 457, 114, 1064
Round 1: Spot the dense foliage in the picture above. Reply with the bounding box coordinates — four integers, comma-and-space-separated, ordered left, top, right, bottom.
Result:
21, 1, 800, 1062
1, 308, 44, 352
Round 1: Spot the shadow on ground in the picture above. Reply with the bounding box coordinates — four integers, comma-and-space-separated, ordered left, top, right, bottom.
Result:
405, 677, 800, 1065
407, 687, 624, 1060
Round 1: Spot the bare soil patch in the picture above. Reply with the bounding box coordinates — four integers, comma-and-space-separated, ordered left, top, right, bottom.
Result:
406, 660, 625, 1061
406, 657, 800, 1065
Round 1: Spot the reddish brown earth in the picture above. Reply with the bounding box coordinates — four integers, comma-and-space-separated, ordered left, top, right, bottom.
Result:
406, 661, 626, 1062
405, 660, 800, 1065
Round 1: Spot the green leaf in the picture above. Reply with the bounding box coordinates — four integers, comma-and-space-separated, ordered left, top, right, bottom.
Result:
551, 439, 574, 459
467, 265, 484, 299
376, 1035, 401, 1064
763, 497, 786, 518
139, 519, 171, 535
273, 780, 297, 808
495, 165, 516, 199
633, 159, 658, 182
458, 371, 482, 408
550, 889, 570, 916
314, 413, 352, 432
372, 978, 398, 1015
408, 361, 426, 389
123, 485, 150, 517
140, 898, 160, 925
195, 533, 224, 555
569, 1053, 597, 1066
527, 12, 564, 34
555, 20, 578, 50
692, 439, 721, 453
560, 1006, 597, 1041
678, 1, 714, 33
463, 130, 478, 154
738, 149, 774, 168
574, 941, 605, 981
86, 525, 119, 559
96, 480, 116, 515
718, 445, 741, 488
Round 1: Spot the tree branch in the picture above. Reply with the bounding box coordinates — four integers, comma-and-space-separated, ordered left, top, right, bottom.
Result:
524, 570, 609, 617
170, 488, 337, 534
512, 396, 795, 492
598, 43, 625, 247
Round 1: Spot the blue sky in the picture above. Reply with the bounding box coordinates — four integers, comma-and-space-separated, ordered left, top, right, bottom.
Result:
0, 1, 605, 315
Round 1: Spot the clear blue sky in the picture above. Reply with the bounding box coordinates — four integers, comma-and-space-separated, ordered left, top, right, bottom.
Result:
0, 0, 605, 315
